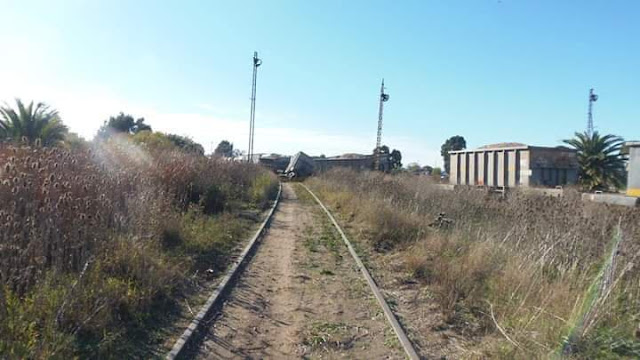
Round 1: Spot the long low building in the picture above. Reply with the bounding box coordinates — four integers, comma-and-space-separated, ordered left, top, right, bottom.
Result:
449, 143, 578, 188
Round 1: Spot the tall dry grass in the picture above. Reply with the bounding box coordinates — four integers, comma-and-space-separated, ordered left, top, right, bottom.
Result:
307, 168, 640, 358
0, 137, 278, 358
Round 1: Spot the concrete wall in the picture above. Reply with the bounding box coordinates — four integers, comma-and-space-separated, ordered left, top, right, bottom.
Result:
477, 152, 485, 186
450, 154, 459, 185
519, 150, 530, 186
508, 151, 517, 187
582, 193, 639, 208
497, 151, 505, 187
528, 147, 578, 187
628, 146, 640, 197
450, 146, 577, 188
460, 152, 467, 185
487, 152, 495, 186
468, 152, 476, 185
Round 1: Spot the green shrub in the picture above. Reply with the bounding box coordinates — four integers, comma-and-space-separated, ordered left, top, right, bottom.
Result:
250, 173, 278, 209
201, 184, 225, 214
0, 140, 274, 358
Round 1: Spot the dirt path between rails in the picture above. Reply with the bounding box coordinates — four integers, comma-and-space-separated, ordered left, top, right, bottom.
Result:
194, 183, 404, 359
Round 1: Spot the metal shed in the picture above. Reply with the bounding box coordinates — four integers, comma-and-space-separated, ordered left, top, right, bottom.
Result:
449, 143, 578, 188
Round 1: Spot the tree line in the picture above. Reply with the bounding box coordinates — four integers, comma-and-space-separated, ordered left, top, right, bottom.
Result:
1, 98, 629, 191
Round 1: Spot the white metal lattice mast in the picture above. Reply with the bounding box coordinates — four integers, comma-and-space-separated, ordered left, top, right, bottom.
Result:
587, 88, 598, 136
248, 51, 262, 162
374, 79, 389, 170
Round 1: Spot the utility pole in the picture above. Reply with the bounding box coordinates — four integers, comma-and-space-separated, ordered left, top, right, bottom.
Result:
587, 88, 598, 136
374, 79, 390, 171
247, 51, 262, 162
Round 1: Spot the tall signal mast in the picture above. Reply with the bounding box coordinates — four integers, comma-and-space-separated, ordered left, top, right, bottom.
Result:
247, 51, 262, 162
587, 88, 598, 136
374, 79, 389, 170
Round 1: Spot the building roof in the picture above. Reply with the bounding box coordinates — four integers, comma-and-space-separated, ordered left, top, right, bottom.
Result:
622, 141, 640, 154
450, 143, 576, 154
477, 142, 527, 149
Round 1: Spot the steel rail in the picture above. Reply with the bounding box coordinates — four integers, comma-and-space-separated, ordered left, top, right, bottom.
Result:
300, 183, 421, 360
166, 182, 282, 359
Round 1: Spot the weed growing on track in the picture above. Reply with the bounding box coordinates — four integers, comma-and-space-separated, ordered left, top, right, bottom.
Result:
307, 169, 640, 359
302, 321, 358, 352
0, 138, 278, 358
296, 184, 342, 263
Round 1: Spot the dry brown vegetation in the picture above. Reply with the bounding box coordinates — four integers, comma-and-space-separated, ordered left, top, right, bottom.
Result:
0, 136, 278, 358
307, 169, 640, 359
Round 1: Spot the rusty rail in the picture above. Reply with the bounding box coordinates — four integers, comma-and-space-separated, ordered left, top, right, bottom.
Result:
166, 182, 282, 359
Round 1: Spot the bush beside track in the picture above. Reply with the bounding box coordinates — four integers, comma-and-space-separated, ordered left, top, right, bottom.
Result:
0, 137, 278, 359
306, 168, 640, 359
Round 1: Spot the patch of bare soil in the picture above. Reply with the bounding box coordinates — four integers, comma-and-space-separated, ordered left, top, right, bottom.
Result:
194, 183, 404, 359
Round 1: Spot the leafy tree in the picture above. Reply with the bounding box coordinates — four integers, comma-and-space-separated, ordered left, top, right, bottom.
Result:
563, 131, 626, 191
432, 167, 442, 181
406, 162, 421, 172
132, 131, 205, 155
372, 145, 401, 170
96, 112, 151, 138
63, 132, 88, 150
373, 145, 390, 155
441, 135, 466, 174
166, 134, 204, 155
214, 140, 234, 157
390, 149, 402, 169
132, 131, 175, 150
0, 99, 68, 146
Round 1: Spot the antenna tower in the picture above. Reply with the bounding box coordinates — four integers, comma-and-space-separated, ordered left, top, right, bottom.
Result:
587, 88, 598, 136
247, 51, 262, 162
374, 79, 389, 170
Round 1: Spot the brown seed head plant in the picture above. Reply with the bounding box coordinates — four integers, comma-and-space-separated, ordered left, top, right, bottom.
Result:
0, 136, 278, 358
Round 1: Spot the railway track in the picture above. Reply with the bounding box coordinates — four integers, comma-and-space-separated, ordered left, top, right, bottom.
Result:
167, 182, 419, 359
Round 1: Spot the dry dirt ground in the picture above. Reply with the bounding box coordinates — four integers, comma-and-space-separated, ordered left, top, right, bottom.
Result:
329, 218, 481, 359
194, 183, 404, 359
362, 251, 479, 359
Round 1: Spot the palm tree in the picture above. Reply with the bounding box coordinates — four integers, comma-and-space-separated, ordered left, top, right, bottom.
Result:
563, 131, 626, 191
0, 99, 68, 146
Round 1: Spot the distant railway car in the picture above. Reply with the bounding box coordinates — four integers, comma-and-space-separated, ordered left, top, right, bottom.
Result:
284, 152, 315, 178
259, 154, 291, 174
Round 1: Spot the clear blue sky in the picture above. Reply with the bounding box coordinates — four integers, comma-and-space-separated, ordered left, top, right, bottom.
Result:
1, 0, 638, 165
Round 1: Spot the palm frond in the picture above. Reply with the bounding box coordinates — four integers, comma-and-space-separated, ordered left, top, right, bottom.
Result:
0, 99, 68, 147
564, 131, 627, 191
